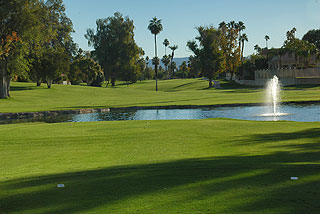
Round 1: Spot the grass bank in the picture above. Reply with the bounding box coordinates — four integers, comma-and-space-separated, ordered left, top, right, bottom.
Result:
1, 79, 320, 113
1, 119, 320, 213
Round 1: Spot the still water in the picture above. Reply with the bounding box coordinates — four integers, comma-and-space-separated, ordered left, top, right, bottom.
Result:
1, 104, 319, 124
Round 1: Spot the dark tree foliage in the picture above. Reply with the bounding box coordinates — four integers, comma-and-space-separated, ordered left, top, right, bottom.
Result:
70, 57, 104, 87
86, 12, 143, 86
302, 29, 320, 50
0, 0, 44, 97
187, 26, 224, 88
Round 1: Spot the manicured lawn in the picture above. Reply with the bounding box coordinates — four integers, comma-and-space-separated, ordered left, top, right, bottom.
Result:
1, 79, 319, 213
1, 119, 320, 213
1, 79, 320, 113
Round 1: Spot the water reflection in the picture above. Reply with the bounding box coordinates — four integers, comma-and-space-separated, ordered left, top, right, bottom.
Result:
0, 104, 319, 124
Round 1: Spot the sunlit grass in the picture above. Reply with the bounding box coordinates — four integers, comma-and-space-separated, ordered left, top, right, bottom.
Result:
1, 119, 320, 213
0, 79, 319, 113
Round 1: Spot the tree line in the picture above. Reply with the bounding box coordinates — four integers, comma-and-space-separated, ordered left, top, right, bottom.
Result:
1, 0, 320, 98
0, 0, 103, 98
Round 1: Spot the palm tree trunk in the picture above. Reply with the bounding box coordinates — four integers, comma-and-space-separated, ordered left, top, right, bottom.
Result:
266, 40, 268, 49
170, 51, 174, 77
241, 41, 244, 62
279, 55, 282, 69
154, 34, 158, 91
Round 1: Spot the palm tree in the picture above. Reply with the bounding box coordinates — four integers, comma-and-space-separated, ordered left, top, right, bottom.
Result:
291, 27, 297, 37
161, 54, 170, 75
148, 17, 163, 91
218, 21, 226, 29
254, 44, 262, 55
240, 33, 248, 61
169, 45, 178, 77
265, 35, 270, 49
236, 21, 246, 50
163, 38, 169, 55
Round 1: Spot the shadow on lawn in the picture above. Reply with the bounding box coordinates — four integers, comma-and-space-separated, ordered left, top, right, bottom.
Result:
246, 128, 320, 151
10, 85, 44, 91
1, 150, 320, 213
236, 128, 320, 147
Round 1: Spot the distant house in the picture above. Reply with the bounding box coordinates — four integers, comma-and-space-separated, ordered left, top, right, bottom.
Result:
267, 52, 320, 70
235, 50, 320, 86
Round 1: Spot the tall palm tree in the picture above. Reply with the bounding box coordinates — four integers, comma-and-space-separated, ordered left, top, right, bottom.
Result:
169, 45, 178, 77
265, 35, 270, 49
240, 33, 248, 61
218, 21, 226, 29
163, 38, 169, 56
161, 54, 170, 75
148, 17, 163, 91
236, 21, 246, 49
254, 44, 261, 55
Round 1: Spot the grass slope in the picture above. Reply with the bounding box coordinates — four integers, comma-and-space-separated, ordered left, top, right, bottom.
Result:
1, 119, 320, 213
1, 79, 320, 113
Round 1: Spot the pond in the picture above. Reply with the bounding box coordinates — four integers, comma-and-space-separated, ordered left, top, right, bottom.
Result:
1, 104, 319, 124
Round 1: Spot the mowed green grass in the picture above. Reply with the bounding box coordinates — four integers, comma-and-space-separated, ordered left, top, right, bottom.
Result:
1, 78, 320, 113
1, 119, 320, 213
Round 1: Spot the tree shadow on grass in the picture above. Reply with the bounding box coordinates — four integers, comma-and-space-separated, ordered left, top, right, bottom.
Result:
1, 151, 320, 214
219, 80, 263, 90
284, 85, 320, 90
10, 85, 44, 91
240, 128, 320, 151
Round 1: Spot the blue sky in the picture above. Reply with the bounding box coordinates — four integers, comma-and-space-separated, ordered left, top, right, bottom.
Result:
64, 0, 320, 58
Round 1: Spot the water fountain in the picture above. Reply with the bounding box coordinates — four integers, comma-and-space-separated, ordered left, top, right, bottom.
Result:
260, 75, 288, 117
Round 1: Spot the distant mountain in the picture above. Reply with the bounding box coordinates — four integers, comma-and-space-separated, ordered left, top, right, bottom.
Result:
147, 57, 189, 68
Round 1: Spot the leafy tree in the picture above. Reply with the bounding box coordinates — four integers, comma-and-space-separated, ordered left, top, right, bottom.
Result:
168, 61, 177, 77
41, 47, 69, 88
239, 54, 267, 79
144, 66, 154, 80
218, 21, 240, 80
69, 61, 83, 85
137, 57, 146, 81
188, 55, 201, 78
0, 0, 47, 98
176, 61, 189, 78
187, 26, 224, 88
147, 17, 163, 91
238, 59, 255, 80
28, 0, 74, 88
69, 56, 104, 86
219, 21, 241, 80
302, 29, 320, 50
81, 58, 104, 86
86, 12, 143, 86
163, 38, 169, 55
